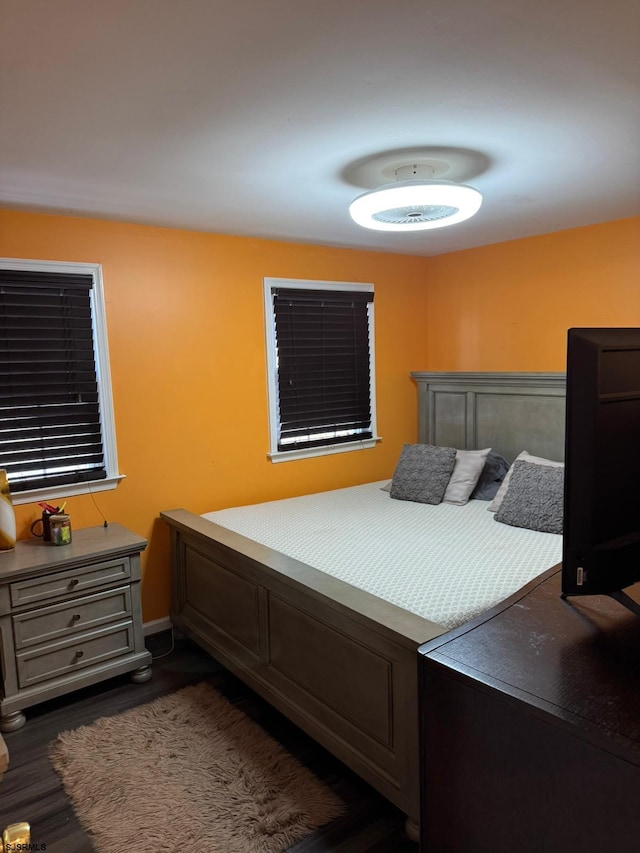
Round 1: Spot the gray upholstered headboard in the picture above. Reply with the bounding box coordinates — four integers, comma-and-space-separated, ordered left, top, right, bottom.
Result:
410, 372, 566, 463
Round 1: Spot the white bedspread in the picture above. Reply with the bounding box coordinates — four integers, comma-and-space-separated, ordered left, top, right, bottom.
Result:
203, 481, 562, 630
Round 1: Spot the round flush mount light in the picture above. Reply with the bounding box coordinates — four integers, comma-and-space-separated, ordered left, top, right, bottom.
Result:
349, 164, 482, 232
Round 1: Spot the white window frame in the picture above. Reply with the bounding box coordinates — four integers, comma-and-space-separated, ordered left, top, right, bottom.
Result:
264, 277, 381, 463
1, 257, 124, 505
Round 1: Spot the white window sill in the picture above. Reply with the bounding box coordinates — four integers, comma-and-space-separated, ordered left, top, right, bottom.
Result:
268, 437, 382, 463
11, 474, 126, 506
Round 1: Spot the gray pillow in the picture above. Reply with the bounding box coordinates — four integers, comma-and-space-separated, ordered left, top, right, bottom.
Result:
469, 450, 510, 501
489, 451, 564, 513
390, 443, 456, 505
494, 460, 564, 534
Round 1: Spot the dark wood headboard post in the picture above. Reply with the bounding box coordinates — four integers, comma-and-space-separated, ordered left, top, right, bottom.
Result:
410, 372, 566, 463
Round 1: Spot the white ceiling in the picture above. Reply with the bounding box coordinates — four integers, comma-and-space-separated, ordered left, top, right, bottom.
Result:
1, 0, 639, 257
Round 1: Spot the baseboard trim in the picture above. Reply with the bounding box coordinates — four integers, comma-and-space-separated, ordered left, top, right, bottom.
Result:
143, 617, 172, 637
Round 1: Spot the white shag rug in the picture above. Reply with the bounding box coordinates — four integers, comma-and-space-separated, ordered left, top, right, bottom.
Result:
49, 682, 344, 853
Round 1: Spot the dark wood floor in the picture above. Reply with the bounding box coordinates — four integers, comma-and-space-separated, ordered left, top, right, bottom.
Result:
0, 631, 418, 853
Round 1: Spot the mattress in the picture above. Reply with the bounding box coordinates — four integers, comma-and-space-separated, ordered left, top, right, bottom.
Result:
203, 481, 563, 630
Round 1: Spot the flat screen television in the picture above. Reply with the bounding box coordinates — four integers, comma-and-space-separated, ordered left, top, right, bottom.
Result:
562, 327, 640, 608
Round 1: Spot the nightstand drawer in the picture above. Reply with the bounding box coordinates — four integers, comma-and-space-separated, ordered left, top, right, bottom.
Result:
9, 557, 131, 609
16, 621, 135, 688
12, 586, 132, 650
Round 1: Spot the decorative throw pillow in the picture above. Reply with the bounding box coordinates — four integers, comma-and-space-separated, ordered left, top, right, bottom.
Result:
494, 460, 564, 534
470, 450, 510, 501
443, 448, 491, 505
488, 450, 564, 513
390, 443, 456, 505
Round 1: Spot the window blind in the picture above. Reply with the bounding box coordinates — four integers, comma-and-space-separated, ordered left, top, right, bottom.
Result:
272, 287, 374, 451
0, 269, 107, 493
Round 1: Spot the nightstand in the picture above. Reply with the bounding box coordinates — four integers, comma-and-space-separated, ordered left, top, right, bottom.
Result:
0, 733, 7, 779
0, 523, 152, 731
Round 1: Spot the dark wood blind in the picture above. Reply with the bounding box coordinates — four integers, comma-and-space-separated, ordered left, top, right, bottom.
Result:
0, 269, 107, 493
273, 287, 374, 451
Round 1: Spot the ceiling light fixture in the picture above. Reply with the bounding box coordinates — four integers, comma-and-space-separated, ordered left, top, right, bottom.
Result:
348, 164, 482, 232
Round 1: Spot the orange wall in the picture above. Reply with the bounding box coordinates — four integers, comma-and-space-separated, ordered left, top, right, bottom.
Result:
2, 210, 638, 619
0, 209, 429, 620
423, 217, 640, 370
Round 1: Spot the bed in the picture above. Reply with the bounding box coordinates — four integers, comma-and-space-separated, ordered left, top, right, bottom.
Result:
161, 371, 566, 839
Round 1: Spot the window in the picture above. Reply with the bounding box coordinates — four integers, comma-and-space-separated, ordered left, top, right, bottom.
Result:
0, 259, 122, 504
264, 277, 380, 462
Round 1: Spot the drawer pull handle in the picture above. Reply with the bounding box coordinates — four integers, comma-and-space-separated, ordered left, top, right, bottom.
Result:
69, 578, 79, 587
72, 613, 81, 622
75, 650, 84, 659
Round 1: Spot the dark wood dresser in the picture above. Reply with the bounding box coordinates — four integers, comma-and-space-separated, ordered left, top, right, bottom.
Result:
418, 566, 640, 853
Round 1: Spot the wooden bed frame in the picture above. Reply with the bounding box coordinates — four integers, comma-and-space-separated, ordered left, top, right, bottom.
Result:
161, 372, 566, 838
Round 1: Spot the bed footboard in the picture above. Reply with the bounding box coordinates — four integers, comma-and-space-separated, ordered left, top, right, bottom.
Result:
161, 509, 447, 836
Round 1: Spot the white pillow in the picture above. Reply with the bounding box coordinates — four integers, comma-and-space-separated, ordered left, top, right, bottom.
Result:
443, 448, 491, 506
488, 450, 564, 513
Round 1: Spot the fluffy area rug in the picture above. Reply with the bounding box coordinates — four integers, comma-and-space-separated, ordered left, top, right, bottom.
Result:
49, 682, 345, 853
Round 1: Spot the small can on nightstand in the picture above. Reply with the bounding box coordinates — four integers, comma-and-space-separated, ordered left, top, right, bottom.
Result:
49, 514, 72, 545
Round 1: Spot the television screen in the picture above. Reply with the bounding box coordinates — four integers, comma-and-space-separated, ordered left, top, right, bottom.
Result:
562, 328, 640, 597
